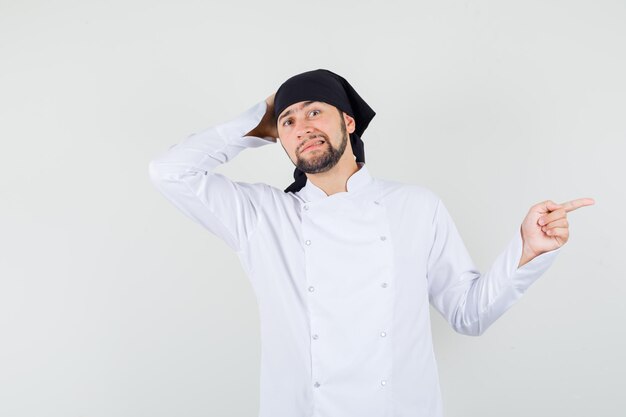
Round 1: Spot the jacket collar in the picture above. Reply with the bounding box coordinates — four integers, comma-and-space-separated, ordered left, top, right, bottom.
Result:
296, 162, 373, 203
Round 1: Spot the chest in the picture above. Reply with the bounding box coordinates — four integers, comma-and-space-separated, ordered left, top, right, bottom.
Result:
300, 196, 393, 294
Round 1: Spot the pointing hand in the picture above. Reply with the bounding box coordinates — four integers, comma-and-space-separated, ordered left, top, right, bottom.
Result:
518, 198, 595, 267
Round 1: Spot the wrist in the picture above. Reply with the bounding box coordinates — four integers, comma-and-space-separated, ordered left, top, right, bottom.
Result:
518, 242, 540, 268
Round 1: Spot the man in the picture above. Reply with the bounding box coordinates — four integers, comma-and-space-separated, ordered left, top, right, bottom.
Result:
148, 69, 594, 417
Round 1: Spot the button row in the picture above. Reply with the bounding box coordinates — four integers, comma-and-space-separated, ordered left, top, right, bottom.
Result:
304, 200, 388, 393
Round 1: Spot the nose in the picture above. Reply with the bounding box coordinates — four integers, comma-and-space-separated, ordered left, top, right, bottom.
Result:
294, 119, 313, 139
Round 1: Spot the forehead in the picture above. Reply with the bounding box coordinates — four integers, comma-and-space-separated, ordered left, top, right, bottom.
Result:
278, 100, 331, 120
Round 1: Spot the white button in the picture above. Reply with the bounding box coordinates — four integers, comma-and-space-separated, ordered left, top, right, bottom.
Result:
381, 282, 388, 288
305, 240, 311, 245
308, 286, 315, 292
380, 331, 387, 337
304, 205, 309, 210
381, 380, 387, 386
312, 334, 319, 340
380, 236, 386, 241
314, 381, 321, 388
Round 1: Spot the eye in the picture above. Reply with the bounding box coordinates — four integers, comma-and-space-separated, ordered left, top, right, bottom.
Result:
282, 110, 320, 127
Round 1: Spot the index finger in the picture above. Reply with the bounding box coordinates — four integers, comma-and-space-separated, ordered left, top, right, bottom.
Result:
560, 197, 596, 213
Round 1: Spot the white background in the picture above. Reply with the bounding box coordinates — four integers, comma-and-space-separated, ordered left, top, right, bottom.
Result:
1, 1, 624, 416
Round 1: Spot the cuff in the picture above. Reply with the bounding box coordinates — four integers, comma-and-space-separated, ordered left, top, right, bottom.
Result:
218, 100, 277, 148
508, 229, 563, 292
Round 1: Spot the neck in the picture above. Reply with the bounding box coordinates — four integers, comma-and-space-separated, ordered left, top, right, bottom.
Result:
306, 158, 361, 196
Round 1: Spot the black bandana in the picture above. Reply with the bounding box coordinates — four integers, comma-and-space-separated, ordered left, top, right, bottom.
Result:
273, 69, 376, 193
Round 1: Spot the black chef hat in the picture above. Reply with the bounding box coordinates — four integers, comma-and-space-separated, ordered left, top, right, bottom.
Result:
273, 69, 376, 193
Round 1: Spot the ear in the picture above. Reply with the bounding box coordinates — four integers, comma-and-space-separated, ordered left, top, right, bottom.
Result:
343, 113, 356, 134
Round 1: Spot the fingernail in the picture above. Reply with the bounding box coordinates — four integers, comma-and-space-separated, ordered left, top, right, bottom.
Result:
538, 218, 545, 225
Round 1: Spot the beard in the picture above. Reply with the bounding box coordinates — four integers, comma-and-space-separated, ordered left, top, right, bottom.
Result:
295, 118, 349, 174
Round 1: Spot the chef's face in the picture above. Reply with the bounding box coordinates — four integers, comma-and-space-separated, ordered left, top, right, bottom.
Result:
276, 100, 356, 174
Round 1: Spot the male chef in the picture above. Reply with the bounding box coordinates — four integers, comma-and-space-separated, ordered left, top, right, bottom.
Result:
149, 68, 594, 417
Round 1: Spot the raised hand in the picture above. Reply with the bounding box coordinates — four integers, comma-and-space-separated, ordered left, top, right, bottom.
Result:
518, 198, 595, 267
245, 93, 278, 141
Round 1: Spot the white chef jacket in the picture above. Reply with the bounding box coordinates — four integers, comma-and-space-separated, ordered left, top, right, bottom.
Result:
148, 100, 561, 417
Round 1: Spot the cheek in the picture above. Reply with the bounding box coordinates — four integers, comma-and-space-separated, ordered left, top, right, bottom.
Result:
285, 141, 299, 157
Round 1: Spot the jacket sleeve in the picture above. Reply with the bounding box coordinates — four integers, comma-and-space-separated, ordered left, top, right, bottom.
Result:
426, 197, 562, 336
148, 100, 276, 252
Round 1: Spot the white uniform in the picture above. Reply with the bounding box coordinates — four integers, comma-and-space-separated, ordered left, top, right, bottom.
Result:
148, 100, 561, 417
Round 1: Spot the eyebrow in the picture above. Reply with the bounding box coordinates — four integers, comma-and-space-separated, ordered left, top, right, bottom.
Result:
277, 101, 319, 124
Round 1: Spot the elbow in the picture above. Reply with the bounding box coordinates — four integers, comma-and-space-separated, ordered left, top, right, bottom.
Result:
148, 159, 181, 192
452, 324, 484, 337
148, 159, 165, 187
451, 315, 487, 337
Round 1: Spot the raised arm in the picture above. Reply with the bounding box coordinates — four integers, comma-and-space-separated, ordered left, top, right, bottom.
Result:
148, 96, 278, 252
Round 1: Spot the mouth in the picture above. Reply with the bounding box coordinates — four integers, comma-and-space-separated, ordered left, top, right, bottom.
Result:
302, 138, 326, 153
